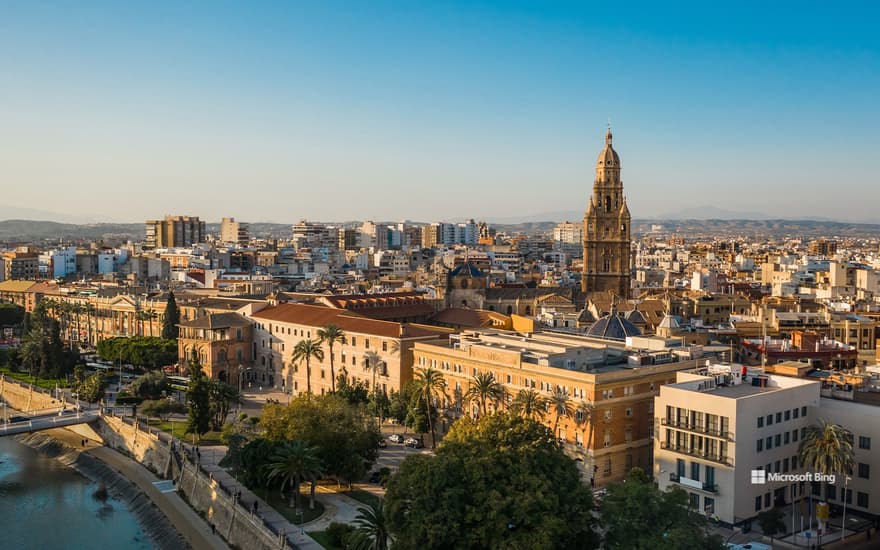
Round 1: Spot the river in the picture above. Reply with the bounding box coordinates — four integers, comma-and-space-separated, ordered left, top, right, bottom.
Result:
0, 436, 151, 550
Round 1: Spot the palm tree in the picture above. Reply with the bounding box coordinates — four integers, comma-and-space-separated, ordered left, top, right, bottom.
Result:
413, 367, 447, 449
265, 440, 323, 510
550, 391, 573, 436
799, 419, 855, 500
364, 351, 381, 394
464, 371, 505, 417
317, 324, 345, 392
145, 310, 158, 337
348, 500, 391, 550
574, 401, 595, 449
292, 339, 324, 396
510, 389, 548, 421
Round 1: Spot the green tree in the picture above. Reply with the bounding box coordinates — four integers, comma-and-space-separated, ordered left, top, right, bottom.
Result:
756, 507, 785, 544
318, 324, 345, 392
73, 371, 107, 403
413, 367, 447, 449
130, 370, 170, 399
207, 378, 240, 431
464, 371, 505, 417
161, 291, 179, 340
368, 389, 391, 423
348, 500, 391, 550
799, 419, 855, 500
260, 394, 381, 486
602, 468, 723, 550
140, 399, 186, 421
336, 377, 370, 404
510, 389, 548, 421
385, 413, 598, 550
292, 338, 324, 395
96, 336, 177, 369
364, 351, 382, 395
0, 303, 25, 327
185, 350, 211, 439
265, 440, 323, 509
239, 438, 281, 488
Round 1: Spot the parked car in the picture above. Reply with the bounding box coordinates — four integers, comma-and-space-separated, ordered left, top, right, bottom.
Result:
378, 439, 387, 448
388, 434, 404, 443
404, 437, 423, 448
368, 471, 382, 483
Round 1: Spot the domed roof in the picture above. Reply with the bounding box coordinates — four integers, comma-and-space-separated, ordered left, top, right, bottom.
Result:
449, 262, 484, 278
596, 128, 620, 167
586, 309, 642, 341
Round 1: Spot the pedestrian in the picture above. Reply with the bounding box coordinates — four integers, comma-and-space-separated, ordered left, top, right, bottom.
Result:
253, 500, 259, 513
211, 523, 215, 535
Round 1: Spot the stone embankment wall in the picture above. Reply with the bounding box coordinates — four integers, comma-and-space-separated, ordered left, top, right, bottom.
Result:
17, 432, 187, 550
1, 377, 289, 550
100, 414, 287, 550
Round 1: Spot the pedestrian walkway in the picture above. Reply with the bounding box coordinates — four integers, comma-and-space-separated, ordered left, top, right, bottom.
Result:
185, 439, 324, 550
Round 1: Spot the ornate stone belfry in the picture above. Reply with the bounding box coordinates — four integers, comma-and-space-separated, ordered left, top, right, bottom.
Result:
581, 128, 632, 298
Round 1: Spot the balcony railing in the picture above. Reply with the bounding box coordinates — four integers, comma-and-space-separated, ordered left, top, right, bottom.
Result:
660, 442, 732, 466
660, 418, 730, 439
668, 473, 719, 494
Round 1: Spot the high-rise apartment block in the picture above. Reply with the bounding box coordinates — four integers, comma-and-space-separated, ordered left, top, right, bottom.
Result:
145, 215, 206, 249
220, 217, 249, 245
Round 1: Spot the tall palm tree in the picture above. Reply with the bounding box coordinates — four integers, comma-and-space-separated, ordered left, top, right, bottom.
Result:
145, 310, 158, 337
550, 391, 573, 436
413, 367, 447, 449
799, 419, 855, 499
510, 389, 548, 421
83, 303, 96, 348
292, 339, 324, 396
364, 351, 381, 394
464, 371, 505, 417
574, 401, 595, 449
317, 324, 345, 392
348, 500, 391, 550
265, 440, 323, 510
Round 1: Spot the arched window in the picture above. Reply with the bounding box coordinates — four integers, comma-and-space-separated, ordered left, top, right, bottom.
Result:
525, 306, 532, 316
506, 305, 513, 315
605, 196, 611, 213
621, 224, 626, 233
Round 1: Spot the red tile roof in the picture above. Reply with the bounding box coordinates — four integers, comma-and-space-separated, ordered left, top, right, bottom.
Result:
251, 303, 444, 339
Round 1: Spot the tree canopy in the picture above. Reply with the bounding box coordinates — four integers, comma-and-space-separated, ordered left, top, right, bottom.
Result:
259, 393, 381, 485
601, 468, 724, 550
97, 336, 177, 369
161, 292, 179, 340
384, 413, 598, 550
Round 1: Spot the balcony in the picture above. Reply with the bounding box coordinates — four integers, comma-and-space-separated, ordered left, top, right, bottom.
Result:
659, 442, 732, 466
668, 473, 719, 494
660, 418, 730, 440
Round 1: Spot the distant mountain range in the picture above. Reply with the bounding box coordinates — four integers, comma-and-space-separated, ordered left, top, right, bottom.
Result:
2, 217, 880, 243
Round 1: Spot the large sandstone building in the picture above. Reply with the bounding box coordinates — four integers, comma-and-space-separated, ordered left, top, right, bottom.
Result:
582, 129, 632, 298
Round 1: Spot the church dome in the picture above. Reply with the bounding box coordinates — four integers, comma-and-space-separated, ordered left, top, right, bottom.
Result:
596, 128, 620, 167
586, 310, 642, 341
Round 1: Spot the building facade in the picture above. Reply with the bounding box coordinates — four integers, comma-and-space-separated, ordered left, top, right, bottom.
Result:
582, 129, 632, 298
145, 215, 206, 249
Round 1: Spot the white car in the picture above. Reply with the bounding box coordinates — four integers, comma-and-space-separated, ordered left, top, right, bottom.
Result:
388, 434, 404, 443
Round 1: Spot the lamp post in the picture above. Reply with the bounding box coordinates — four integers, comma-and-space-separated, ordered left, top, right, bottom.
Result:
237, 364, 251, 418
842, 475, 851, 543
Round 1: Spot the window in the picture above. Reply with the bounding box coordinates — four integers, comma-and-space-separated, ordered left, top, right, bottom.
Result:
767, 414, 773, 426
859, 436, 871, 450
691, 462, 700, 481
801, 427, 806, 439
757, 416, 764, 428
776, 412, 782, 423
351, 337, 356, 346
755, 496, 762, 512
365, 339, 370, 348
766, 436, 772, 450
793, 429, 799, 443
792, 456, 798, 469
783, 458, 789, 473
382, 341, 388, 352
793, 408, 799, 419
757, 439, 763, 452
859, 463, 870, 479
775, 434, 781, 447
858, 492, 869, 508
785, 410, 790, 421
764, 493, 771, 508
774, 460, 780, 473
625, 408, 633, 417
801, 406, 807, 416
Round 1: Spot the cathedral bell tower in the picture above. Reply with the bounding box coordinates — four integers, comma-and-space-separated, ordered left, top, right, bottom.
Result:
581, 128, 632, 298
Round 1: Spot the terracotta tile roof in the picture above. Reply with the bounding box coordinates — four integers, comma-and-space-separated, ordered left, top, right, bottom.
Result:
252, 303, 444, 338
178, 312, 251, 329
0, 280, 39, 293
430, 308, 509, 328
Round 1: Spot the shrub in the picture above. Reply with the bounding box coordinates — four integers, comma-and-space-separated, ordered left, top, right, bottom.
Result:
324, 522, 355, 549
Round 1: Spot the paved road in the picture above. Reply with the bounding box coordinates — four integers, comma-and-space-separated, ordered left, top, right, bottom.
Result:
45, 428, 229, 550
0, 411, 99, 436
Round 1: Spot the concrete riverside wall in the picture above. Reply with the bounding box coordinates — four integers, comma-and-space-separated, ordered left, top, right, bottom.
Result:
98, 414, 288, 550
0, 377, 290, 550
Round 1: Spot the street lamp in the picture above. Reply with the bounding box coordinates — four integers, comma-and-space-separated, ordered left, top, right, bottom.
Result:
842, 474, 852, 543
237, 364, 251, 418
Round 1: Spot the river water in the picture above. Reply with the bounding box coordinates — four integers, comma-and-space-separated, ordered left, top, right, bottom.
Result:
0, 437, 150, 550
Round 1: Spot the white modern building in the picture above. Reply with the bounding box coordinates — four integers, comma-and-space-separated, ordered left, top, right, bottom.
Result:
654, 365, 820, 527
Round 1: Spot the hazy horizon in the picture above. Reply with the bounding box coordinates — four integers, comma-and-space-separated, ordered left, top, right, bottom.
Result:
2, 2, 878, 223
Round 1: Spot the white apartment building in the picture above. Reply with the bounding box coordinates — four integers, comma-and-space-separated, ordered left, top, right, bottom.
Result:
655, 366, 820, 527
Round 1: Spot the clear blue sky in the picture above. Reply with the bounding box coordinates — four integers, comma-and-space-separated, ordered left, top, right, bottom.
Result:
1, 1, 878, 224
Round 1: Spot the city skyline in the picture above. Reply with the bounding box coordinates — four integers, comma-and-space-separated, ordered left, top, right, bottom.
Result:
1, 2, 878, 223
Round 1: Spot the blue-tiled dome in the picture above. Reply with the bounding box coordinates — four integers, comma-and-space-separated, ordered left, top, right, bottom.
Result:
587, 311, 642, 341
